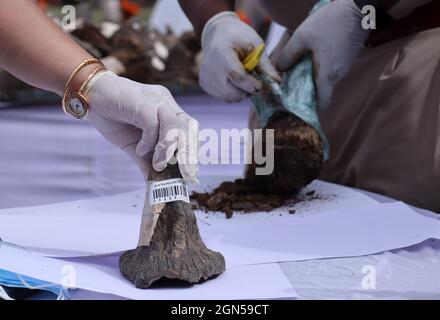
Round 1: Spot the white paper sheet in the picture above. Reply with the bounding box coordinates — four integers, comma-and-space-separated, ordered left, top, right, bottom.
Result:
0, 244, 297, 300
0, 180, 377, 258
0, 191, 145, 257
199, 202, 440, 266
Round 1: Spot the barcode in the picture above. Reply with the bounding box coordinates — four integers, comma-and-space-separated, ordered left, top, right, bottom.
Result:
149, 179, 190, 205
152, 184, 188, 200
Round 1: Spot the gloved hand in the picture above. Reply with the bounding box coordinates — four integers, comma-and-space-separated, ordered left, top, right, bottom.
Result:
200, 12, 281, 103
276, 0, 370, 109
84, 71, 199, 183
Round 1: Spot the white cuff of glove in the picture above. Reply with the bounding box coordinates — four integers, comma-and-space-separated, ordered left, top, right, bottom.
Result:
83, 70, 114, 96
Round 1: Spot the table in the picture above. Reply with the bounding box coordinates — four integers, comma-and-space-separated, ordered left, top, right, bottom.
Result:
1, 97, 439, 300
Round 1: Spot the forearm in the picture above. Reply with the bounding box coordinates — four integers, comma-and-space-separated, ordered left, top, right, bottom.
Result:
178, 0, 235, 38
0, 0, 94, 95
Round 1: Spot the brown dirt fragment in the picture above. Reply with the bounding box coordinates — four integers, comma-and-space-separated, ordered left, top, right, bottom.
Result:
192, 179, 291, 219
192, 183, 334, 219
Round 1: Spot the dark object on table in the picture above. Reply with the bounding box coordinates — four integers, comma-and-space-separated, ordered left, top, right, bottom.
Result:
119, 164, 225, 289
191, 111, 323, 217
191, 112, 324, 218
245, 111, 323, 195
193, 111, 324, 217
192, 73, 324, 216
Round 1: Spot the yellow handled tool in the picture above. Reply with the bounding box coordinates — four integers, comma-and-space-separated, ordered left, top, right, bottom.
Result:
242, 44, 284, 105
243, 44, 265, 72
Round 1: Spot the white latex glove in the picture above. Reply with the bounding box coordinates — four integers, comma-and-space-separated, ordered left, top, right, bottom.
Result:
200, 12, 281, 103
276, 0, 370, 109
84, 71, 199, 183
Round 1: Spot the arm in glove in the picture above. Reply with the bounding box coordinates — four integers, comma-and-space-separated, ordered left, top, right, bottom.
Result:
85, 71, 199, 184
200, 12, 281, 103
276, 0, 370, 110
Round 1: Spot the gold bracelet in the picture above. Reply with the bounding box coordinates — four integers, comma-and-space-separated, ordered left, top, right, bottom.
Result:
63, 59, 104, 98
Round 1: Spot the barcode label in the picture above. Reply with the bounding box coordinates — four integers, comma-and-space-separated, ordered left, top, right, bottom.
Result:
149, 179, 190, 205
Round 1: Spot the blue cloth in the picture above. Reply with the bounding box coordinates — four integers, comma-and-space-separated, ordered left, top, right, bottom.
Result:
0, 268, 69, 299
